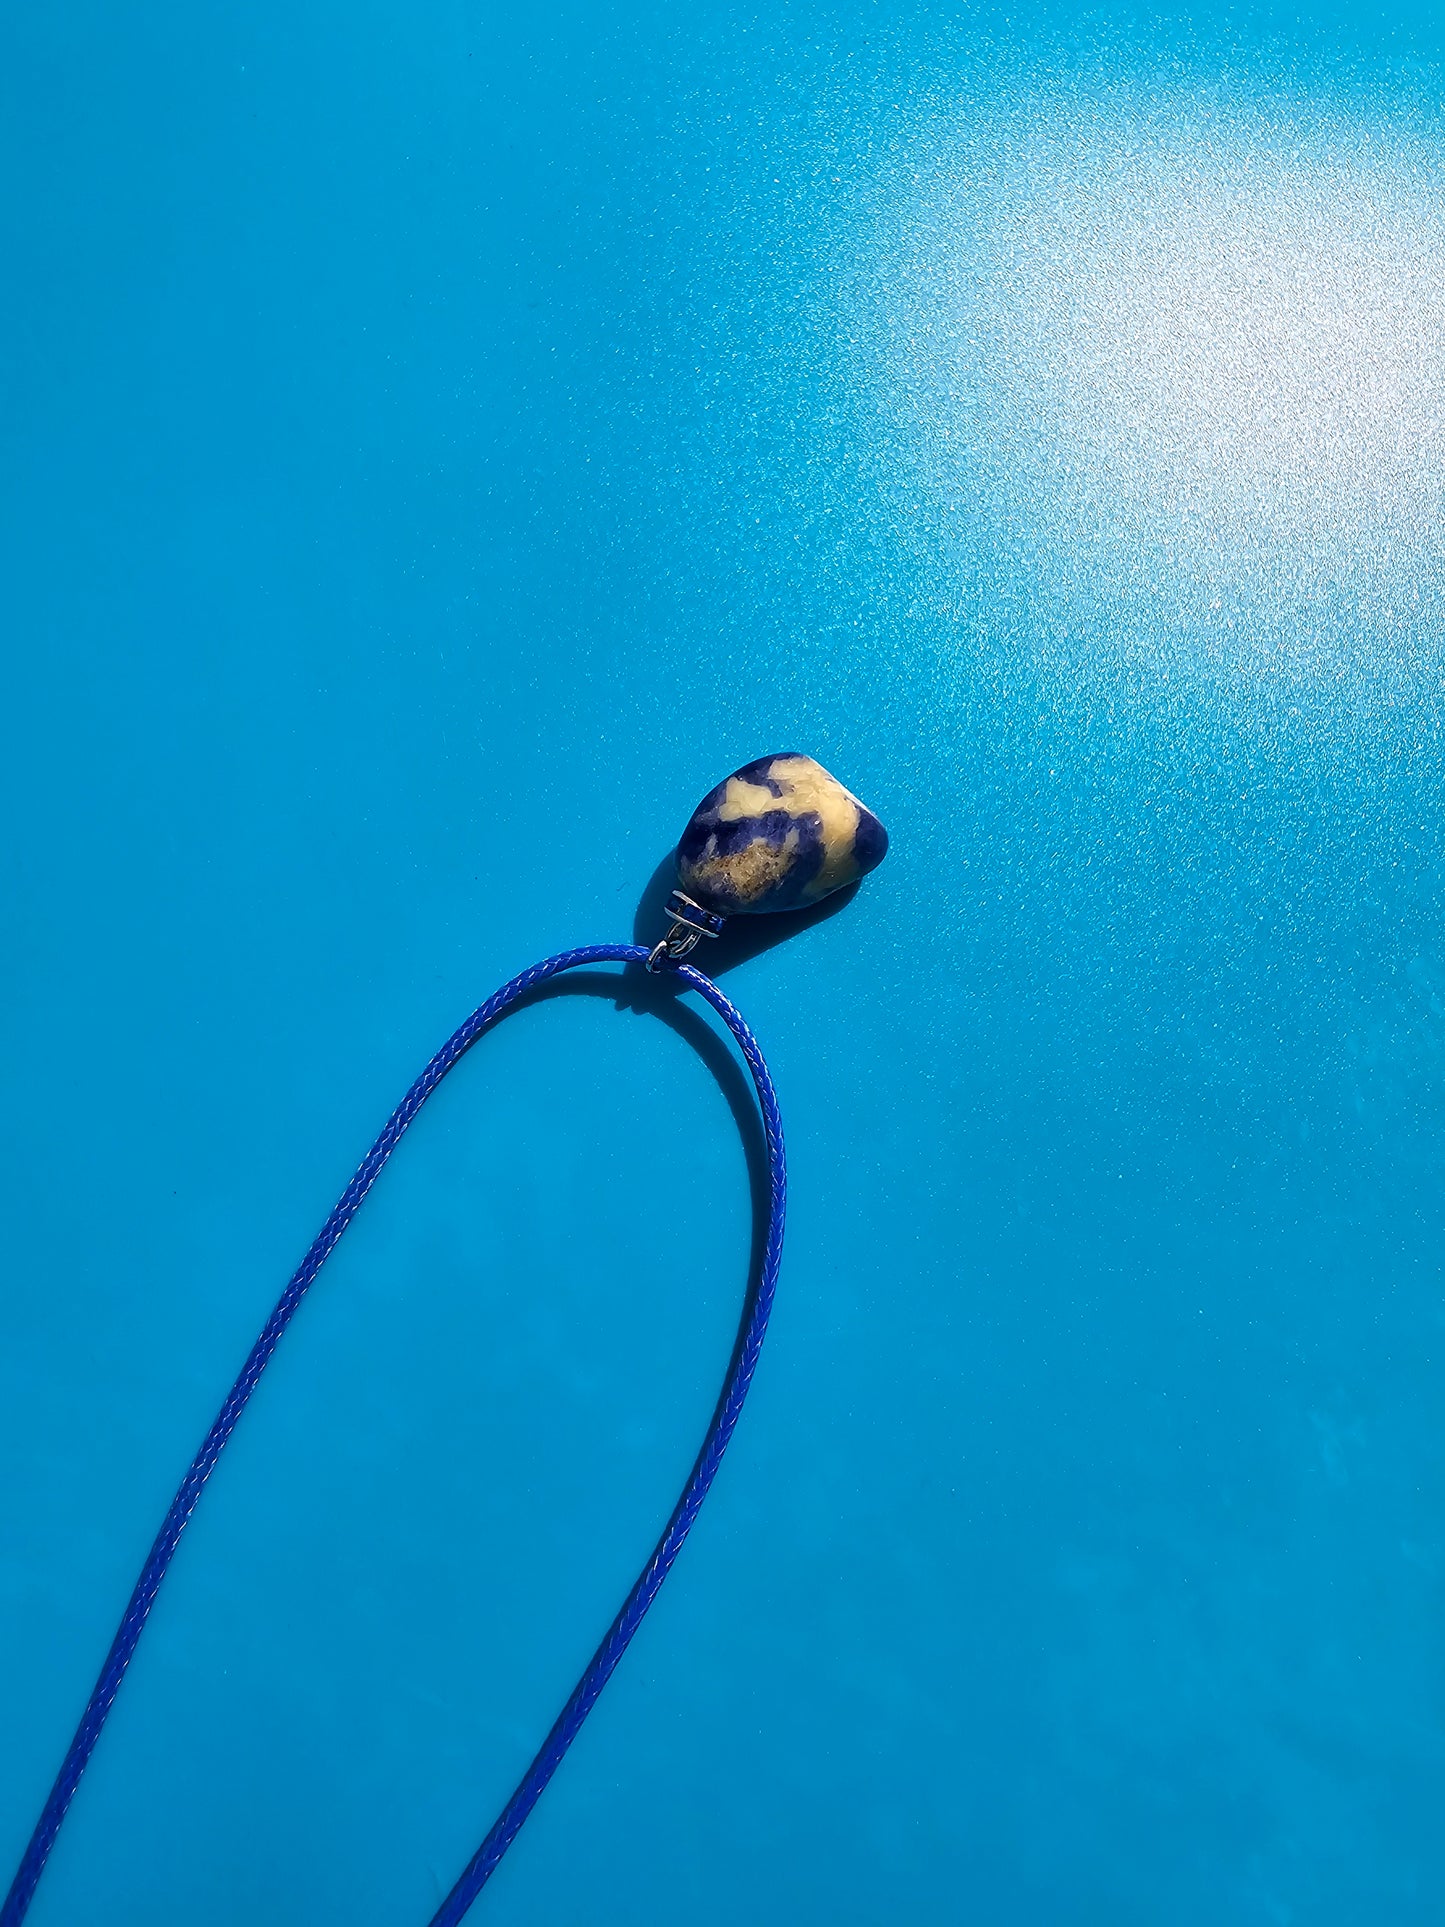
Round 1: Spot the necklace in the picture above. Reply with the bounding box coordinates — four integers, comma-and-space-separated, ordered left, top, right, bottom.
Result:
2, 753, 887, 1925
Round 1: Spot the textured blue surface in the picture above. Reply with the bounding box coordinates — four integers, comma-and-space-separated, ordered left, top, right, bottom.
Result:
3, 3, 1445, 1924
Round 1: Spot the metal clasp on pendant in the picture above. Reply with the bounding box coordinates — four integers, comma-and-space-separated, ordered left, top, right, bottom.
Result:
646, 890, 726, 972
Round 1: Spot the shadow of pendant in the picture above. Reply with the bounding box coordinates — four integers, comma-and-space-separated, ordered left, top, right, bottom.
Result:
633, 852, 860, 979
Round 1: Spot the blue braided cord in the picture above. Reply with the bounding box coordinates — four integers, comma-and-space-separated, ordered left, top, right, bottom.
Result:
1, 944, 787, 1927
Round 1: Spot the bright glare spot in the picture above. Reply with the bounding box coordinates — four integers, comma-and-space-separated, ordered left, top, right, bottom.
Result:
859, 81, 1445, 671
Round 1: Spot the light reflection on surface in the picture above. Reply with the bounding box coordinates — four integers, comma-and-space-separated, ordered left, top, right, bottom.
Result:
857, 78, 1445, 687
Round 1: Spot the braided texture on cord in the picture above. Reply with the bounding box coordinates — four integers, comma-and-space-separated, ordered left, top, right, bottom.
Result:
1, 945, 787, 1927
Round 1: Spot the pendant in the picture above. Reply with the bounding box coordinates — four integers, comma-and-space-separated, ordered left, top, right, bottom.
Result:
652, 752, 889, 967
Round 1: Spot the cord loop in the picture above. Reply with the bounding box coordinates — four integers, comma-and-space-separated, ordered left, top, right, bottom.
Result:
2, 944, 786, 1927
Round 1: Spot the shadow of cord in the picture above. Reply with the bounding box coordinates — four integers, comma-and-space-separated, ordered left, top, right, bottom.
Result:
507, 968, 771, 1324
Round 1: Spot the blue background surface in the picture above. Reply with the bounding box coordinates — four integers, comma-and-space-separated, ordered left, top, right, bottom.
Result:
3, 2, 1445, 1921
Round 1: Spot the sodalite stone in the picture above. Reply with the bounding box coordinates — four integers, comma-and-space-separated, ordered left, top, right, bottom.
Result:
675, 753, 888, 916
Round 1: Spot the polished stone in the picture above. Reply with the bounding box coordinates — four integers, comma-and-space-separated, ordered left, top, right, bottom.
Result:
675, 753, 889, 915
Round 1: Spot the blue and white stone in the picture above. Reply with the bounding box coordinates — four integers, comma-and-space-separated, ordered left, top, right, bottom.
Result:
675, 753, 888, 916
